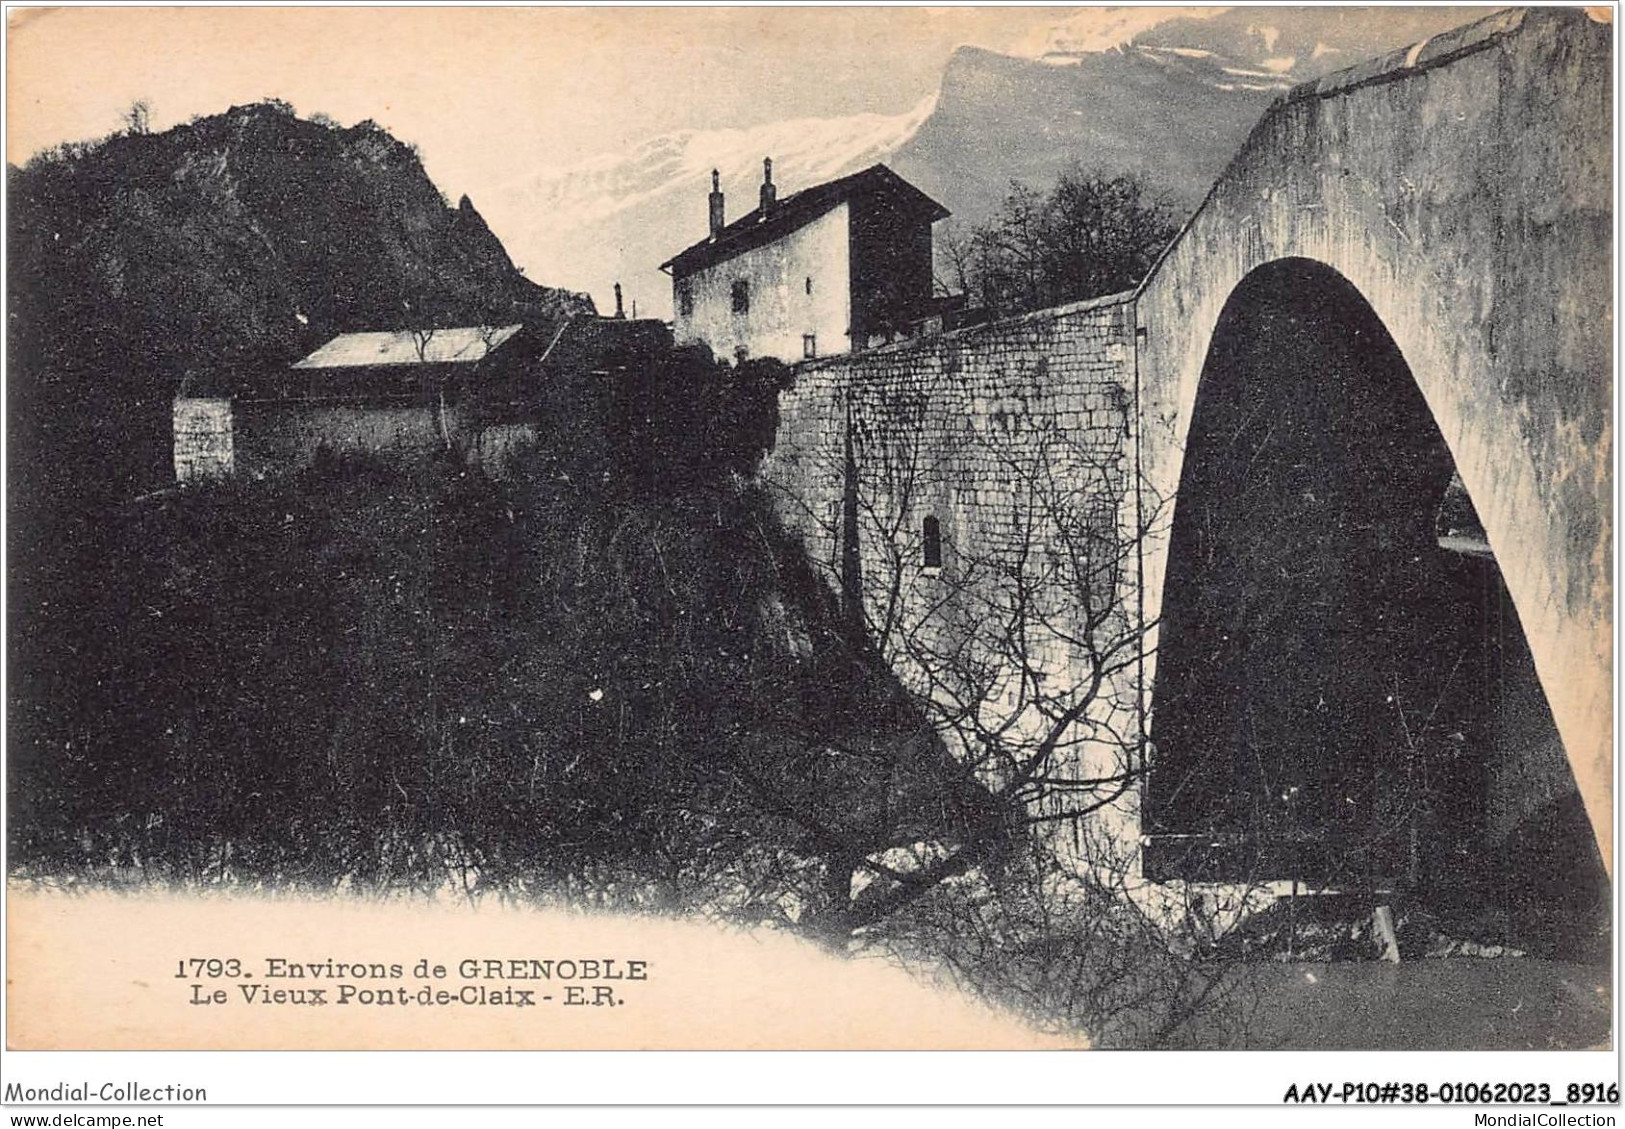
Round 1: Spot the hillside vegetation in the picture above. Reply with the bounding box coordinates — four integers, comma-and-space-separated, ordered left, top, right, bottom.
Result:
8, 354, 996, 931
7, 100, 592, 507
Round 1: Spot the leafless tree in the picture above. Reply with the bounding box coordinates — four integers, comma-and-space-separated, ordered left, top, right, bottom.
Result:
409, 325, 439, 362
121, 99, 152, 136
946, 166, 1178, 317
751, 382, 1282, 1043
399, 299, 454, 449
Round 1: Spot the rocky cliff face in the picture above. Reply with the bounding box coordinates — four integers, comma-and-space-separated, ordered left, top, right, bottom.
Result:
890, 43, 1284, 233
8, 101, 592, 389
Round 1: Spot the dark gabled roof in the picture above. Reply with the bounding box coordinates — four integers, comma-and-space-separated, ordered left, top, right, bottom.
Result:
659, 163, 949, 278
535, 315, 674, 376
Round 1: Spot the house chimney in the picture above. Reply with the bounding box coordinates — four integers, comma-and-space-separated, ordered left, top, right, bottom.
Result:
613, 282, 625, 319
759, 157, 776, 218
708, 169, 725, 238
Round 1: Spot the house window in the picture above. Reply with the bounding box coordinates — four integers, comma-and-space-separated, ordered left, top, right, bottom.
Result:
922, 515, 942, 572
803, 334, 818, 359
731, 279, 750, 314
677, 280, 693, 317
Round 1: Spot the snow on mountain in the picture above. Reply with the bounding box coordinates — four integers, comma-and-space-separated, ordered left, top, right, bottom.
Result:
475, 6, 1491, 319
477, 95, 937, 321
1014, 6, 1233, 59
1024, 6, 1492, 83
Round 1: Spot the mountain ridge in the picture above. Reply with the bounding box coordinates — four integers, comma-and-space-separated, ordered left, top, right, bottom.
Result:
478, 7, 1495, 317
481, 37, 1289, 318
7, 101, 593, 384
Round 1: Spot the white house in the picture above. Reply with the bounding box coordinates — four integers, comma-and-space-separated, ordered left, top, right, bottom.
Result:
660, 160, 949, 364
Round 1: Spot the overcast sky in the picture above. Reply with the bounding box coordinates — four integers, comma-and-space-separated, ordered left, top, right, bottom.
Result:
7, 6, 1069, 197
6, 5, 1503, 203
8, 4, 1510, 316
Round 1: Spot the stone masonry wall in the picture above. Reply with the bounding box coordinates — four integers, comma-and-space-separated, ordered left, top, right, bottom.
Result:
760, 291, 1142, 857
173, 397, 234, 483
171, 398, 532, 484
1133, 7, 1613, 867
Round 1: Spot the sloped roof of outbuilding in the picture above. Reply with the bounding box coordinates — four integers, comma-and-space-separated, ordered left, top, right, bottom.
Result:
291, 324, 524, 368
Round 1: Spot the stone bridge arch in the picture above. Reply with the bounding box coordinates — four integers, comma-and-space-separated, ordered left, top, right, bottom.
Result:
1132, 8, 1612, 874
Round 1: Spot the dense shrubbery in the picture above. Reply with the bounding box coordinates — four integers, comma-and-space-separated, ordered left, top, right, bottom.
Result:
9, 346, 998, 930
604, 348, 799, 496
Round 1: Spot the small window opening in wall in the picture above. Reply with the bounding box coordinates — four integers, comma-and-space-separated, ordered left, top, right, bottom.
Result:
806, 276, 814, 295
677, 280, 694, 317
731, 279, 750, 314
922, 515, 942, 573
803, 334, 818, 359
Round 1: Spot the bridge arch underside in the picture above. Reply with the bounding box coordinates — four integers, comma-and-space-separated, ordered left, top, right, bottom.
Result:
1142, 260, 1605, 956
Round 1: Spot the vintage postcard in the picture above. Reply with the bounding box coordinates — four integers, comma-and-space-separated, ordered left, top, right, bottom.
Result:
2, 2, 1615, 1109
